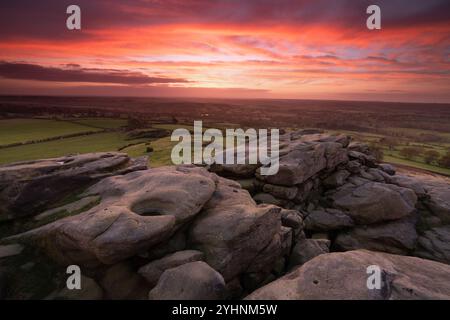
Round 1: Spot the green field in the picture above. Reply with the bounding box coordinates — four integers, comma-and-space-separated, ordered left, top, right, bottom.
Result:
0, 132, 148, 165
67, 118, 128, 129
0, 118, 103, 146
0, 120, 199, 166
1, 118, 449, 176
328, 128, 450, 176
383, 155, 450, 176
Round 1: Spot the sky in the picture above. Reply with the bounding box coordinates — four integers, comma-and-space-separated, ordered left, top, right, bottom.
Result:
0, 0, 449, 103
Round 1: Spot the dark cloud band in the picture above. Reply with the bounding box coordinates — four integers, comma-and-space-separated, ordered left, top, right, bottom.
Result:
0, 61, 188, 84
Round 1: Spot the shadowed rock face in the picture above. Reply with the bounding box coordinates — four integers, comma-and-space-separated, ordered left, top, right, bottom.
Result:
148, 261, 226, 300
0, 152, 147, 220
138, 250, 204, 287
335, 217, 418, 254
415, 226, 450, 264
246, 250, 450, 300
188, 177, 282, 281
329, 182, 417, 224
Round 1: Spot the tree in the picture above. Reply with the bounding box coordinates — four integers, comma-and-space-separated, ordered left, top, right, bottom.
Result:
423, 150, 440, 165
127, 117, 148, 130
380, 137, 399, 150
399, 147, 422, 160
439, 152, 450, 169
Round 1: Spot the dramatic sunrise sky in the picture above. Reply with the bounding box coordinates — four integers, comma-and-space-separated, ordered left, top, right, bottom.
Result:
0, 0, 449, 102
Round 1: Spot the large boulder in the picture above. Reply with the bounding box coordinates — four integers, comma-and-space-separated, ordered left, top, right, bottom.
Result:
335, 218, 418, 254
188, 177, 282, 281
246, 250, 450, 300
426, 184, 450, 224
329, 182, 417, 224
262, 139, 348, 186
389, 173, 449, 223
7, 166, 217, 266
0, 152, 147, 220
138, 250, 204, 286
388, 175, 427, 198
148, 261, 226, 300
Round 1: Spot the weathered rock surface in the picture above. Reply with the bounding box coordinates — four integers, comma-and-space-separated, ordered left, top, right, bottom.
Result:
246, 250, 450, 300
335, 218, 418, 254
189, 177, 282, 281
280, 209, 303, 230
148, 261, 226, 300
0, 152, 147, 220
304, 208, 354, 231
138, 250, 204, 286
379, 163, 396, 176
2, 130, 450, 300
99, 262, 149, 299
323, 170, 350, 188
329, 182, 417, 224
289, 238, 330, 268
261, 134, 349, 186
426, 183, 450, 223
7, 166, 217, 266
263, 184, 298, 200
415, 226, 450, 264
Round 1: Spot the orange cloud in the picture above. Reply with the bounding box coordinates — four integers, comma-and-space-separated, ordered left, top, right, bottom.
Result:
0, 0, 449, 102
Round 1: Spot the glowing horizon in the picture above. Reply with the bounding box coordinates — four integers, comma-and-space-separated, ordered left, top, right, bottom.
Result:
0, 0, 449, 103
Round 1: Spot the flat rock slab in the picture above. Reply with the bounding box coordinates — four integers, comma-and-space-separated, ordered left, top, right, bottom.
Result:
246, 250, 450, 300
0, 152, 147, 220
329, 182, 417, 224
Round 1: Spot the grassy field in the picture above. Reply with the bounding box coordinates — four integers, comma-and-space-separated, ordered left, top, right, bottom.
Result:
0, 118, 103, 145
0, 121, 200, 166
67, 118, 128, 129
383, 155, 450, 176
0, 132, 148, 164
329, 129, 450, 176
1, 118, 449, 176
